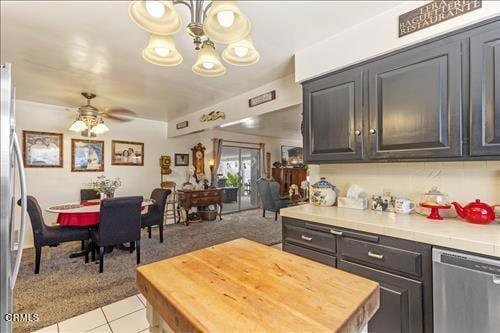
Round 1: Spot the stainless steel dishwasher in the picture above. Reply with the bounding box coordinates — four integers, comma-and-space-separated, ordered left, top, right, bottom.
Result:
433, 248, 500, 333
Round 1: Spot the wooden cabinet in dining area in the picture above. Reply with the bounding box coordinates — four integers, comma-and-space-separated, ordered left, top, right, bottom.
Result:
272, 167, 306, 197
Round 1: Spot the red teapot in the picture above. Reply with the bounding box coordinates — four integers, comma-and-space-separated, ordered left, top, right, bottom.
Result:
451, 199, 500, 224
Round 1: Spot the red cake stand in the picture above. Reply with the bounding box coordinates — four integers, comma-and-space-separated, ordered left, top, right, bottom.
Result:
420, 203, 452, 220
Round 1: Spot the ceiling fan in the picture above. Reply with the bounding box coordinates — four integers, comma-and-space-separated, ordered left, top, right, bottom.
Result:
68, 92, 137, 137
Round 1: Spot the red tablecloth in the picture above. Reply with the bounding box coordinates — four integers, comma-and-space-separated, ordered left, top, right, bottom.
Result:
56, 201, 146, 227
57, 212, 100, 226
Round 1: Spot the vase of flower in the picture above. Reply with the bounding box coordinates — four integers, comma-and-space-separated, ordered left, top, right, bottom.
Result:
89, 176, 122, 199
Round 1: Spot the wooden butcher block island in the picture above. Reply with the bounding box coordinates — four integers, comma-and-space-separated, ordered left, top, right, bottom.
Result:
136, 238, 379, 333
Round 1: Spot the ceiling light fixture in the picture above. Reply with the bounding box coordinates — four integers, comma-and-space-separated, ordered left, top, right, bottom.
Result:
128, 0, 258, 77
142, 34, 183, 66
222, 36, 260, 66
129, 0, 182, 35
192, 41, 226, 77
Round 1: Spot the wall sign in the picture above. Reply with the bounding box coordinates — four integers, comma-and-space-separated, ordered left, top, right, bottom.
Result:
399, 0, 482, 37
176, 121, 189, 129
248, 90, 276, 108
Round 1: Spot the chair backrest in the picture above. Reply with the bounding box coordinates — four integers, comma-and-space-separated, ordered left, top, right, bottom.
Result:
98, 196, 143, 246
149, 188, 171, 218
256, 178, 280, 211
18, 195, 46, 247
80, 189, 100, 201
160, 181, 176, 191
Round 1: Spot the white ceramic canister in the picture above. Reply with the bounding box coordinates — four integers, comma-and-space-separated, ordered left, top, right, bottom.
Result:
311, 177, 337, 206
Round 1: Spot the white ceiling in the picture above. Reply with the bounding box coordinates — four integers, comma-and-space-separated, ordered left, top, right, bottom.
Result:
219, 105, 303, 141
1, 1, 396, 121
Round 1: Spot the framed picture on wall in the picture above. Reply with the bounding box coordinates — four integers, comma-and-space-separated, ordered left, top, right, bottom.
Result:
111, 140, 144, 166
174, 153, 189, 166
71, 139, 104, 172
281, 145, 304, 167
23, 130, 63, 168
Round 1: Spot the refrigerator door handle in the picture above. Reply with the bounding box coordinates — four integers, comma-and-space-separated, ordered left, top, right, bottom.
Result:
10, 133, 26, 288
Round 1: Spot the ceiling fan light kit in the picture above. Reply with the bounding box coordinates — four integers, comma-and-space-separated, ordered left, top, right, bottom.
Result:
69, 92, 135, 137
142, 34, 183, 66
128, 0, 258, 77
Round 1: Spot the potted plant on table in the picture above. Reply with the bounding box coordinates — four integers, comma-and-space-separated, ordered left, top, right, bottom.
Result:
88, 175, 122, 199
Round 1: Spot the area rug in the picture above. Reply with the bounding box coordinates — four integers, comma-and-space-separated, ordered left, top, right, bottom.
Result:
13, 210, 282, 333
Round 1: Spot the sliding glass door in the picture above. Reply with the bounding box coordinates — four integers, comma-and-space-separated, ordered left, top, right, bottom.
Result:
217, 145, 261, 213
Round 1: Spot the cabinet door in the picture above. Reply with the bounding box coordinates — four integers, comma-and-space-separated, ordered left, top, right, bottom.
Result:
338, 260, 423, 333
303, 68, 364, 162
470, 23, 500, 156
367, 39, 463, 159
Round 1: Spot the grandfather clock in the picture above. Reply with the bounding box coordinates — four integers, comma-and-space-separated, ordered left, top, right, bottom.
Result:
191, 143, 206, 177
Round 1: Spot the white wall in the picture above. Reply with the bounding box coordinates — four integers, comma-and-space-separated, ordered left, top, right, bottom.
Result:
295, 1, 500, 82
167, 74, 302, 137
15, 100, 199, 248
14, 100, 301, 248
309, 161, 500, 209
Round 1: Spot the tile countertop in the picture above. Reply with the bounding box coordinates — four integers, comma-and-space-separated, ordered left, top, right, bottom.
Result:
280, 204, 500, 258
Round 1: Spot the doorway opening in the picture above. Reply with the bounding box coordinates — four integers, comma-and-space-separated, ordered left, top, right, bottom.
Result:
217, 144, 261, 213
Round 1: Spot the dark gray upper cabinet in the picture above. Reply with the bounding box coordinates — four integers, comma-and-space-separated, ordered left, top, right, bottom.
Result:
303, 68, 364, 162
470, 22, 500, 156
301, 17, 500, 164
367, 39, 463, 159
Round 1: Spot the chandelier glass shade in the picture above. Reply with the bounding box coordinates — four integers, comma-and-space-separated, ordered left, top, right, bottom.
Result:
128, 0, 182, 35
142, 34, 183, 66
192, 42, 226, 77
203, 1, 251, 44
128, 0, 258, 77
222, 36, 259, 66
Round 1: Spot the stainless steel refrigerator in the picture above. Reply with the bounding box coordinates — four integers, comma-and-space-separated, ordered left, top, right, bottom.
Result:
1, 63, 28, 333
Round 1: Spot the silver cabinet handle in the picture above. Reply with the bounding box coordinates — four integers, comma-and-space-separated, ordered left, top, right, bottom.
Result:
354, 130, 361, 136
301, 235, 312, 241
368, 251, 384, 260
10, 133, 27, 288
369, 129, 376, 134
329, 229, 343, 236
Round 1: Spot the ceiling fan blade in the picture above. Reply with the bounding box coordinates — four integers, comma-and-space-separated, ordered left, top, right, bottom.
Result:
101, 107, 137, 117
102, 114, 133, 122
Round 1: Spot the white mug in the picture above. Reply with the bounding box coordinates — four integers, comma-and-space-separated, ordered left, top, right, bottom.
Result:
395, 198, 415, 214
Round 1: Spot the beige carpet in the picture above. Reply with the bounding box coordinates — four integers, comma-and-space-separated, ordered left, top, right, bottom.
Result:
13, 210, 281, 333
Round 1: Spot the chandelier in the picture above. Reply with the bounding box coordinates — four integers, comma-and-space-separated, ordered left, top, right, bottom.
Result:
128, 0, 260, 77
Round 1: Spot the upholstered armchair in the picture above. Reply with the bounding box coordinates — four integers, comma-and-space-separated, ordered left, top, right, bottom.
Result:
256, 178, 290, 221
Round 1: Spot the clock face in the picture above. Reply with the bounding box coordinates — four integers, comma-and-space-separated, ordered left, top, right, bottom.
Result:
195, 151, 203, 159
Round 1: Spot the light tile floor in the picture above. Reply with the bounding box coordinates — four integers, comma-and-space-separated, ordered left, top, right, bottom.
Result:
33, 243, 283, 333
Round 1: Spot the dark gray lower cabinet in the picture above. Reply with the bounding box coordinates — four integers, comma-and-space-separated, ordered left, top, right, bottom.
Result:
470, 21, 500, 156
282, 217, 432, 333
338, 260, 423, 333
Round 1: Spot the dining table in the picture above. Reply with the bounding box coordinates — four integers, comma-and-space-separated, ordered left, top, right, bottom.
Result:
46, 198, 155, 257
46, 198, 154, 226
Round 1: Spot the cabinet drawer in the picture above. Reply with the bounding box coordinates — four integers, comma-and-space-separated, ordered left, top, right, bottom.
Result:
283, 243, 336, 267
284, 224, 336, 255
341, 238, 422, 277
